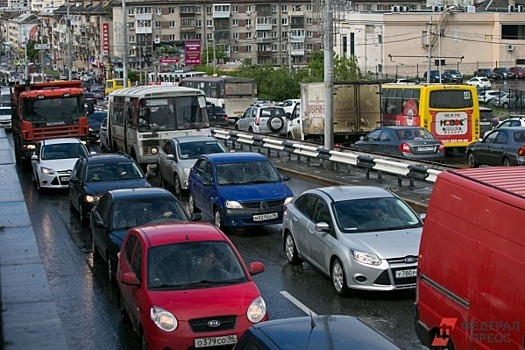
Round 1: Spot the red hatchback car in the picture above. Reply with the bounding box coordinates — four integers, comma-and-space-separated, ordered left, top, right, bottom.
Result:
116, 222, 268, 350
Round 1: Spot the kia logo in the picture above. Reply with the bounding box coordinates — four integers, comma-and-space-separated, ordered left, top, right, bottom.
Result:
207, 320, 221, 328
404, 256, 417, 264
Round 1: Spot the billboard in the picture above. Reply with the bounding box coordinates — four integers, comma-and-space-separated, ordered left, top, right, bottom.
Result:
184, 40, 201, 66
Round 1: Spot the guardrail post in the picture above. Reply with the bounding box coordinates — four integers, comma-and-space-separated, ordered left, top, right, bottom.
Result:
356, 155, 376, 180
407, 165, 429, 187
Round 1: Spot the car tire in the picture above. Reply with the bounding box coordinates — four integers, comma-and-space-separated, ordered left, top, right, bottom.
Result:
188, 192, 200, 214
503, 157, 512, 166
213, 207, 225, 230
173, 174, 182, 199
502, 102, 509, 109
268, 116, 284, 133
331, 258, 350, 296
284, 232, 303, 264
467, 152, 479, 168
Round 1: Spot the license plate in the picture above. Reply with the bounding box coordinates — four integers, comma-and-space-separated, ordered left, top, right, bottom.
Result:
253, 212, 278, 222
195, 334, 237, 348
395, 269, 417, 278
60, 176, 70, 182
417, 146, 434, 152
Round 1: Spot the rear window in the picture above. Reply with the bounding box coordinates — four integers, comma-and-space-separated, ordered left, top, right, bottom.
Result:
260, 107, 286, 118
429, 90, 474, 109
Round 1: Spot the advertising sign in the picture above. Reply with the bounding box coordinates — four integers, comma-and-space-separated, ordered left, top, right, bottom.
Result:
101, 23, 109, 56
184, 40, 201, 65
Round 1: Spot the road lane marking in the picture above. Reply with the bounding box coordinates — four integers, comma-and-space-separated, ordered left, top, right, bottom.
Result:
279, 291, 318, 316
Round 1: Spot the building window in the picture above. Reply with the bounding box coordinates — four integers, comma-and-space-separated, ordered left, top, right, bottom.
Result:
196, 20, 202, 27
232, 5, 238, 12
169, 7, 175, 14
282, 44, 287, 52
169, 21, 176, 28
306, 18, 312, 25
307, 5, 312, 11
154, 21, 161, 28
206, 20, 213, 27
128, 8, 134, 15
281, 5, 288, 12
271, 5, 277, 12
271, 44, 277, 51
206, 6, 212, 14
232, 19, 239, 26
232, 45, 238, 52
246, 5, 252, 12
233, 32, 239, 40
169, 34, 176, 41
246, 45, 252, 52
282, 18, 288, 26
155, 7, 161, 15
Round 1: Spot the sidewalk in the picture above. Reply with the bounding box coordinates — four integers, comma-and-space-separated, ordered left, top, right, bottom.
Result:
0, 129, 68, 350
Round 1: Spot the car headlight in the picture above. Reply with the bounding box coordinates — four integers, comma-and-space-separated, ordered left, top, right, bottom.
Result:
183, 168, 191, 175
40, 166, 55, 175
150, 306, 178, 332
89, 127, 94, 132
150, 147, 158, 155
351, 249, 382, 266
225, 200, 242, 209
84, 195, 100, 203
247, 296, 266, 323
284, 196, 293, 205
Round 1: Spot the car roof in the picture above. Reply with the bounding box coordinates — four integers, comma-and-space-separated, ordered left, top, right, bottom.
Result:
376, 126, 426, 131
305, 185, 394, 202
168, 135, 220, 144
249, 315, 402, 350
203, 152, 267, 163
107, 187, 176, 200
134, 222, 229, 247
82, 152, 135, 164
42, 137, 82, 145
492, 126, 525, 132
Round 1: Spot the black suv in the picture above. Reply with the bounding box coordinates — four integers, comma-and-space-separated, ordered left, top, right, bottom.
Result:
69, 152, 152, 225
474, 68, 498, 80
423, 70, 451, 83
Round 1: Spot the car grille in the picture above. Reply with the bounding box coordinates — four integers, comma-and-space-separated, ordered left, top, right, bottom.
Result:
242, 199, 284, 209
373, 257, 418, 287
374, 270, 391, 285
189, 315, 237, 332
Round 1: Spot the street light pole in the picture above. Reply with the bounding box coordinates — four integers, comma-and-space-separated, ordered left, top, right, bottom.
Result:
67, 0, 72, 81
122, 0, 128, 87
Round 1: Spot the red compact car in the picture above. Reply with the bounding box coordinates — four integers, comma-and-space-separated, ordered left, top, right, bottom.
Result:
116, 222, 268, 350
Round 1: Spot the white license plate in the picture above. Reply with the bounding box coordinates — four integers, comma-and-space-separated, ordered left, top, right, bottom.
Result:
417, 146, 434, 152
195, 334, 237, 348
60, 176, 70, 182
395, 269, 417, 278
253, 212, 278, 222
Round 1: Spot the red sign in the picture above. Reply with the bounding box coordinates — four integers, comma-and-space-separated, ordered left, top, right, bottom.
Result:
101, 23, 109, 56
28, 25, 39, 41
159, 58, 179, 64
185, 40, 201, 65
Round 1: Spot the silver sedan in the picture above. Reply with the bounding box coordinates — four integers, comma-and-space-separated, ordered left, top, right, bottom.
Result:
282, 185, 423, 295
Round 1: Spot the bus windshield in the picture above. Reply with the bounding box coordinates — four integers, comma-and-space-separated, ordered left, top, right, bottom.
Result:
23, 96, 84, 122
138, 96, 208, 131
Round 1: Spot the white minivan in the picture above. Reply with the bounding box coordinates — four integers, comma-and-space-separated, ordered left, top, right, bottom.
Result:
0, 106, 11, 131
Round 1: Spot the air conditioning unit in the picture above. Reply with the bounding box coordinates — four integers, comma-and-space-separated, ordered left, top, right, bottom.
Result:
246, 10, 252, 16
306, 49, 312, 53
507, 44, 515, 51
154, 38, 160, 44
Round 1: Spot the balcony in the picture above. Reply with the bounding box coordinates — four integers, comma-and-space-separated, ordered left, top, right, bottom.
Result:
290, 6, 304, 17
291, 49, 305, 56
180, 26, 196, 32
180, 6, 196, 16
255, 17, 272, 31
256, 36, 273, 43
257, 50, 272, 57
213, 4, 231, 19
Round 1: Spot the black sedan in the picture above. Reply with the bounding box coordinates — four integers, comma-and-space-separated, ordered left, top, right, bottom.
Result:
235, 315, 403, 350
207, 103, 229, 127
87, 111, 107, 141
90, 187, 190, 283
466, 127, 525, 167
354, 126, 445, 162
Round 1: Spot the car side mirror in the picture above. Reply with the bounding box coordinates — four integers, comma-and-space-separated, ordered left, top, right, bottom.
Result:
419, 213, 426, 222
167, 154, 175, 161
31, 154, 38, 161
120, 272, 140, 286
315, 222, 331, 232
359, 136, 365, 141
249, 262, 265, 276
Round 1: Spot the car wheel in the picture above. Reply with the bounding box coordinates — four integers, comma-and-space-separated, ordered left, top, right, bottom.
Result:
502, 102, 509, 109
188, 192, 200, 214
268, 116, 284, 133
331, 258, 349, 296
467, 152, 479, 168
503, 157, 512, 166
173, 174, 182, 199
213, 208, 224, 229
284, 232, 303, 264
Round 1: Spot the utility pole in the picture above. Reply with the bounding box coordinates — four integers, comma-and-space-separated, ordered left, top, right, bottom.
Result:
427, 16, 432, 84
40, 17, 44, 79
324, 0, 334, 153
122, 0, 128, 87
67, 0, 72, 81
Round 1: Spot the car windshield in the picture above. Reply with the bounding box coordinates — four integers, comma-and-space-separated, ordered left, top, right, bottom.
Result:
41, 143, 87, 160
216, 161, 281, 185
89, 112, 107, 123
147, 241, 247, 290
112, 199, 188, 229
334, 197, 421, 233
85, 162, 144, 182
178, 141, 228, 159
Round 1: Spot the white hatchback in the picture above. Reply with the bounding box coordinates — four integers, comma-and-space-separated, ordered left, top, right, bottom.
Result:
466, 77, 492, 89
31, 138, 90, 192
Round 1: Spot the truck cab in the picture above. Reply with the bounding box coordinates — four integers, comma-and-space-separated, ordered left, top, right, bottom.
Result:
286, 101, 302, 140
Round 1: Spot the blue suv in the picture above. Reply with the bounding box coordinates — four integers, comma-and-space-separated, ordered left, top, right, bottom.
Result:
187, 152, 294, 231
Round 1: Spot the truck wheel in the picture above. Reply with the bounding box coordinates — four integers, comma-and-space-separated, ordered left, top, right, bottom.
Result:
268, 116, 284, 133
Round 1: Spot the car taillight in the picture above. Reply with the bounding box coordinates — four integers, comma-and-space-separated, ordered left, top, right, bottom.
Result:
255, 116, 260, 126
225, 115, 228, 121
519, 146, 525, 156
438, 141, 445, 152
400, 142, 411, 153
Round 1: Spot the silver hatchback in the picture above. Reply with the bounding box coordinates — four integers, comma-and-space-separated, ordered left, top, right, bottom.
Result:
282, 185, 423, 295
235, 104, 288, 135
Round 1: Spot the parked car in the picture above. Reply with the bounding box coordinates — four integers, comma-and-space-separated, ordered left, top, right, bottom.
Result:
467, 127, 525, 167
69, 153, 152, 225
235, 315, 404, 350
354, 126, 445, 162
465, 76, 492, 89
282, 185, 423, 295
187, 152, 293, 231
206, 102, 229, 127
0, 106, 11, 130
91, 187, 190, 283
31, 138, 90, 192
392, 78, 420, 84
509, 66, 525, 78
99, 117, 109, 151
479, 106, 499, 136
477, 89, 507, 104
493, 67, 516, 79
443, 69, 463, 83
116, 222, 268, 349
83, 92, 96, 104
157, 135, 228, 197
474, 68, 498, 79
423, 70, 449, 83
235, 104, 288, 135
487, 92, 520, 109
482, 115, 525, 137
91, 86, 105, 101
87, 111, 107, 141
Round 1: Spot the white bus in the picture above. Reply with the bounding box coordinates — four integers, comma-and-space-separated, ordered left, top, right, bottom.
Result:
107, 85, 210, 168
147, 70, 206, 86
179, 76, 257, 118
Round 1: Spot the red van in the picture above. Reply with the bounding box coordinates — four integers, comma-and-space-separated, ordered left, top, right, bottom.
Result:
415, 167, 525, 350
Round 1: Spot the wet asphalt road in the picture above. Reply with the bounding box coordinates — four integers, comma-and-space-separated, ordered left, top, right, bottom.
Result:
10, 137, 429, 350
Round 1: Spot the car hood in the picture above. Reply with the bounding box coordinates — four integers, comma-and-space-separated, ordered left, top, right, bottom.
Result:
84, 179, 149, 195
38, 158, 79, 172
220, 182, 293, 201
341, 228, 421, 259
149, 282, 262, 321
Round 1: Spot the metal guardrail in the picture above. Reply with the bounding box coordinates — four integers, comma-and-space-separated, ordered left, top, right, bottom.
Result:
211, 129, 444, 184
